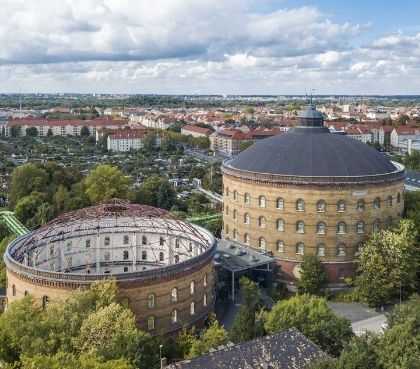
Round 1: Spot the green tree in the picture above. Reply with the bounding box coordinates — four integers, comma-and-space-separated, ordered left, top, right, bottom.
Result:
133, 176, 164, 207
0, 235, 15, 288
53, 185, 71, 215
156, 180, 176, 210
14, 192, 50, 228
80, 126, 90, 137
47, 128, 53, 137
26, 127, 39, 137
230, 277, 262, 343
77, 303, 140, 360
143, 132, 157, 153
84, 165, 131, 204
20, 352, 134, 369
297, 255, 328, 296
355, 220, 419, 307
265, 294, 353, 356
9, 163, 49, 208
188, 319, 228, 358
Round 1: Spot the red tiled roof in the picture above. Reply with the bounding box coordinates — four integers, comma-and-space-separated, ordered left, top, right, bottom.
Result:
109, 129, 147, 139
7, 117, 128, 128
181, 125, 212, 136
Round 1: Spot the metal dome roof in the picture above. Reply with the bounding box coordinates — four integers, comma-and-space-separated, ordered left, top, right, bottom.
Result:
225, 129, 401, 178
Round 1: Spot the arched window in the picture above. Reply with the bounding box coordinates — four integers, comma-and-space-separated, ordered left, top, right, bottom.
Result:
174, 254, 179, 263
233, 209, 237, 220
397, 193, 401, 203
258, 216, 266, 228
142, 250, 147, 260
123, 250, 129, 260
296, 242, 305, 255
147, 316, 155, 330
159, 252, 164, 262
148, 294, 155, 309
317, 200, 326, 212
296, 199, 305, 211
189, 243, 193, 252
24, 290, 29, 296
259, 196, 266, 208
233, 190, 238, 200
316, 222, 326, 235
190, 302, 195, 315
171, 309, 178, 323
159, 237, 165, 246
12, 284, 16, 296
276, 240, 284, 253
123, 235, 129, 245
357, 199, 365, 211
42, 295, 49, 310
276, 219, 285, 232
225, 187, 229, 196
244, 193, 251, 204
317, 243, 325, 257
104, 237, 110, 246
190, 280, 195, 295
337, 200, 346, 212
258, 237, 266, 250
233, 229, 237, 240
203, 273, 208, 287
296, 221, 305, 234
373, 197, 381, 209
225, 223, 229, 235
373, 219, 381, 233
356, 221, 365, 234
225, 205, 229, 215
244, 213, 250, 225
175, 239, 180, 248
387, 195, 393, 207
276, 198, 284, 210
142, 235, 147, 245
203, 293, 208, 307
337, 243, 346, 256
337, 222, 347, 234
244, 233, 250, 245
171, 288, 178, 303
356, 242, 364, 256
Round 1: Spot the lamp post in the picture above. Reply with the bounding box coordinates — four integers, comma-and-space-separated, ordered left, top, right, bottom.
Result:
159, 344, 163, 369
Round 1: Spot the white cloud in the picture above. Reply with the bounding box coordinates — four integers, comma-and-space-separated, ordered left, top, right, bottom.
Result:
0, 0, 419, 93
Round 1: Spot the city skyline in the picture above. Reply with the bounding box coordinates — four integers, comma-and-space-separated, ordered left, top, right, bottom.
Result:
1, 0, 420, 95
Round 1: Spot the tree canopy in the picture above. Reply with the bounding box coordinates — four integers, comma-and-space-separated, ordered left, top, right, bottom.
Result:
265, 294, 353, 356
84, 165, 132, 204
355, 219, 419, 307
297, 255, 328, 296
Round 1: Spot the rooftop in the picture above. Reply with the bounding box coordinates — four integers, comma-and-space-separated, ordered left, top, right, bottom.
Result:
165, 328, 325, 369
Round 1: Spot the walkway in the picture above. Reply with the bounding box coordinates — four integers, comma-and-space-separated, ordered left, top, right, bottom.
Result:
0, 211, 29, 236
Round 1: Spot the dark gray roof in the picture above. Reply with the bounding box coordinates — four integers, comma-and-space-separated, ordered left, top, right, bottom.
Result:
166, 328, 325, 369
226, 129, 398, 177
298, 104, 324, 120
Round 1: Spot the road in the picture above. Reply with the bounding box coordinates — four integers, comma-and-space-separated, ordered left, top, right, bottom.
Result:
352, 315, 387, 336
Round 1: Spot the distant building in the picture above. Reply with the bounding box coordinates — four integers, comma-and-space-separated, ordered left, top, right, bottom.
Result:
390, 127, 420, 149
345, 126, 372, 144
130, 114, 173, 130
107, 128, 148, 152
165, 328, 325, 369
210, 128, 280, 156
181, 125, 212, 138
3, 118, 128, 137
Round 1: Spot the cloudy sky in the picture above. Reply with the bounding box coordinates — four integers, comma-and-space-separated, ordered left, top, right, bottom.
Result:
1, 0, 420, 94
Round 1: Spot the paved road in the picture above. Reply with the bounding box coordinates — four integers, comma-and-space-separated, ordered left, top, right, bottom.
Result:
352, 315, 387, 336
329, 302, 387, 335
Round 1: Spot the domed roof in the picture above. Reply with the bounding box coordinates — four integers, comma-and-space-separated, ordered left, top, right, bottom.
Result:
225, 105, 401, 179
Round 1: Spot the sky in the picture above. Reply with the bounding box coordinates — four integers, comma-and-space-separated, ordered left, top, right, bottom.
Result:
1, 0, 420, 95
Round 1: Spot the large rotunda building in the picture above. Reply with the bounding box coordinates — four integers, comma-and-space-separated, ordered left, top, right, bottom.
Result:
4, 200, 216, 335
222, 105, 405, 285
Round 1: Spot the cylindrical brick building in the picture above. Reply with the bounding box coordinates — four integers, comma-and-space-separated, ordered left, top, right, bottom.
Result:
4, 200, 216, 335
222, 105, 405, 286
